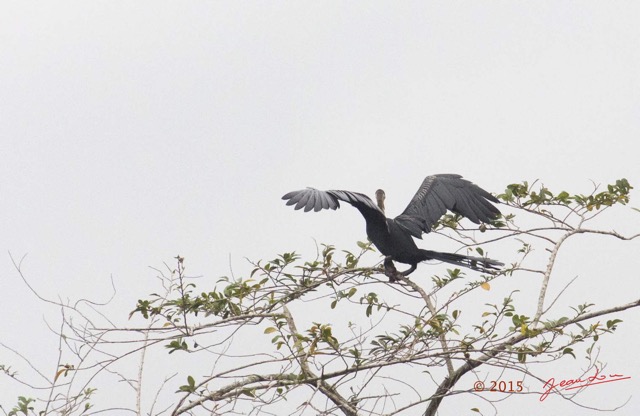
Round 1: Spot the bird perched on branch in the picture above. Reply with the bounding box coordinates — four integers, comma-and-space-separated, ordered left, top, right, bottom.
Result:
282, 174, 503, 279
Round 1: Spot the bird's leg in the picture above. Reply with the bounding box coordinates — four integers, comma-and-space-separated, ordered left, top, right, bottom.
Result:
400, 264, 417, 276
383, 257, 418, 281
383, 256, 400, 282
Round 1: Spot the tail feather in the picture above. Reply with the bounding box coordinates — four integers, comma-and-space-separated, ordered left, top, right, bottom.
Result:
419, 249, 503, 273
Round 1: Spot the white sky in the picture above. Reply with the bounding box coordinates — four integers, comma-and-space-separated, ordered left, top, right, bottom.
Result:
1, 2, 639, 415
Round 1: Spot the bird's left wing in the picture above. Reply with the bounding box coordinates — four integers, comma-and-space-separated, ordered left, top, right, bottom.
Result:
394, 174, 500, 238
282, 188, 386, 226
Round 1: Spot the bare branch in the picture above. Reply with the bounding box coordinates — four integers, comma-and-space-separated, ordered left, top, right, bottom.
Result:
424, 298, 640, 416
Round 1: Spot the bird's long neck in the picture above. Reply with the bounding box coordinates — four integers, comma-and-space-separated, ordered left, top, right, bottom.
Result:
375, 189, 386, 214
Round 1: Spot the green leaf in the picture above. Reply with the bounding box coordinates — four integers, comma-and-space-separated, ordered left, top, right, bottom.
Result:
166, 339, 189, 354
177, 376, 197, 393
242, 388, 256, 398
606, 319, 623, 329
562, 347, 576, 359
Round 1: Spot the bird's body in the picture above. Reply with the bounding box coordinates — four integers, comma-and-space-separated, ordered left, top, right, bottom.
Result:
369, 218, 417, 264
282, 174, 503, 277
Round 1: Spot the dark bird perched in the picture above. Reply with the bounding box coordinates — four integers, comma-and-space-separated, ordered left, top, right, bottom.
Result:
282, 174, 503, 278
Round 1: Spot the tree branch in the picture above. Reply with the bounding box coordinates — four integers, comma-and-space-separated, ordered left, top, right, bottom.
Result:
424, 298, 640, 416
394, 275, 455, 378
282, 305, 358, 416
533, 227, 640, 326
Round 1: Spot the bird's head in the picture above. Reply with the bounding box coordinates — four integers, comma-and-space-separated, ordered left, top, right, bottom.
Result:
375, 189, 386, 213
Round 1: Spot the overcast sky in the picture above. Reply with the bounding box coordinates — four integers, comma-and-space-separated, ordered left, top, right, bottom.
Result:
1, 2, 639, 415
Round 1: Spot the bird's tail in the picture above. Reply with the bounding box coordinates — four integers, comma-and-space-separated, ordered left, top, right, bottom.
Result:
419, 249, 503, 273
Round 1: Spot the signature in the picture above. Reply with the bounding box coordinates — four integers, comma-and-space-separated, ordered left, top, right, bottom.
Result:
540, 367, 631, 402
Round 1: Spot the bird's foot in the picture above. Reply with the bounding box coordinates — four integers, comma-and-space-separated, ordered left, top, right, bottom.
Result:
383, 256, 402, 282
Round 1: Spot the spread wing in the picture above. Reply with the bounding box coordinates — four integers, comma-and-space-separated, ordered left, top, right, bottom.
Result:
282, 188, 387, 228
394, 174, 500, 238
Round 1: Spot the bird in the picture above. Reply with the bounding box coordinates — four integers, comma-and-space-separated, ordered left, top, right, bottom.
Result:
282, 174, 503, 279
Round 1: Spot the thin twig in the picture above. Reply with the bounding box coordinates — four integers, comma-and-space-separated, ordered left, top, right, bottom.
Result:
394, 275, 455, 378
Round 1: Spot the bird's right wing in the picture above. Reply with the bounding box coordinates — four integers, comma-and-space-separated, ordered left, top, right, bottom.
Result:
282, 188, 387, 227
394, 174, 500, 238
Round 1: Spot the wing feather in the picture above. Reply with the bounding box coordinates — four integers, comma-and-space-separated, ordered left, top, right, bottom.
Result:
283, 191, 304, 206
395, 174, 500, 237
282, 187, 386, 228
313, 192, 324, 212
294, 191, 312, 210
304, 192, 317, 212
